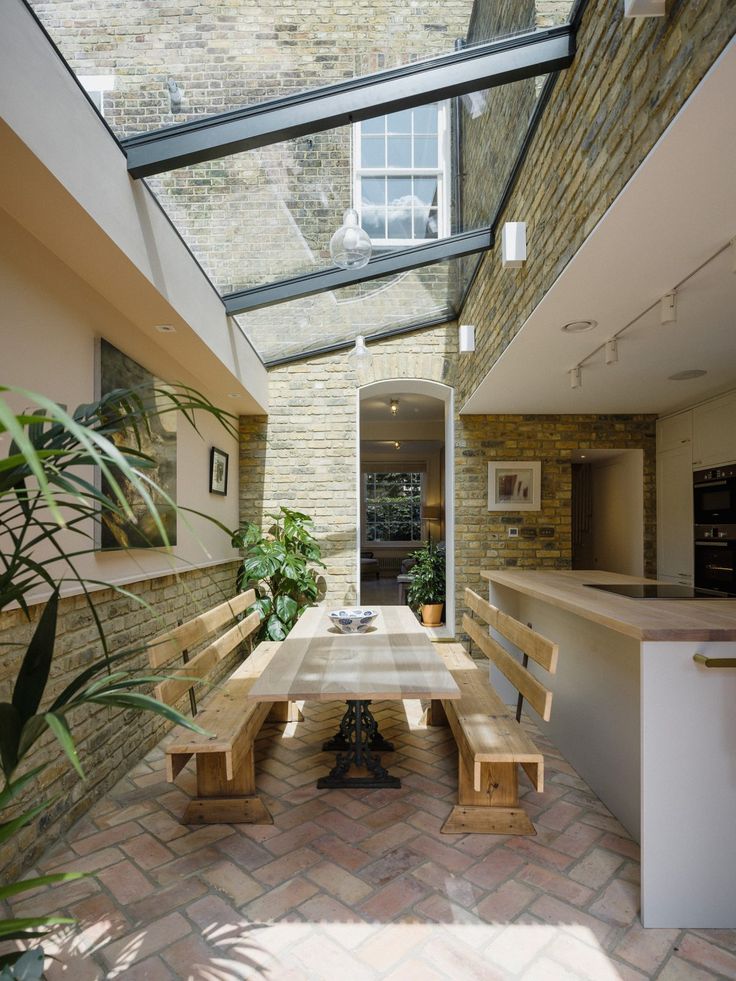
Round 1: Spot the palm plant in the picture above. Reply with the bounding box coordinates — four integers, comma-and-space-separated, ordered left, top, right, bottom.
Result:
0, 384, 237, 971
233, 507, 325, 641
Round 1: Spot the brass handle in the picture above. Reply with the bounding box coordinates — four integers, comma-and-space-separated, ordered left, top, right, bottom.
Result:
693, 654, 736, 668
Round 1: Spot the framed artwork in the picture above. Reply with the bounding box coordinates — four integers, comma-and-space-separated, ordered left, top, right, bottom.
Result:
209, 447, 229, 496
97, 339, 177, 549
488, 461, 541, 512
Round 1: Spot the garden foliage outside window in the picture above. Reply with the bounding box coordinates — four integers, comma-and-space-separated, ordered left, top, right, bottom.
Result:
364, 470, 423, 543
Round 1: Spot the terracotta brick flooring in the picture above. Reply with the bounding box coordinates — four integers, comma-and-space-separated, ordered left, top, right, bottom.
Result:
11, 700, 736, 979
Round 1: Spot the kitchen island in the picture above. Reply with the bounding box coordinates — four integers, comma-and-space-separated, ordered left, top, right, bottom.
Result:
482, 569, 736, 929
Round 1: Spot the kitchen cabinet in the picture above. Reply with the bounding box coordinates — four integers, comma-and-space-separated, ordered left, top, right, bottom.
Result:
656, 444, 693, 583
656, 411, 692, 453
692, 391, 736, 467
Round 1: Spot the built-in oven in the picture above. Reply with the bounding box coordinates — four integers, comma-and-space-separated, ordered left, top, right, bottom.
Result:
693, 466, 736, 595
693, 464, 736, 524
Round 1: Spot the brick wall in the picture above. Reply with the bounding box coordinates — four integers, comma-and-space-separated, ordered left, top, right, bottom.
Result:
457, 0, 736, 404
0, 561, 240, 880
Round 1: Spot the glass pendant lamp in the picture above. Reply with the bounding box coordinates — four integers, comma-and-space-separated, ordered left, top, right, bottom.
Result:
330, 209, 372, 269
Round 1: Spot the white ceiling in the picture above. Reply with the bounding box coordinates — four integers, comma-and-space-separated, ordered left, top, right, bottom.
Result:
461, 38, 736, 416
360, 392, 445, 422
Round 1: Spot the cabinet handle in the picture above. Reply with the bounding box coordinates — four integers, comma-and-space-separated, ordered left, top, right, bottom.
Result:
693, 654, 736, 668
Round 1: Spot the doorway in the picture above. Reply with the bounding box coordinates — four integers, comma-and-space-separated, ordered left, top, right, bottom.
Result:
357, 380, 455, 634
572, 448, 645, 575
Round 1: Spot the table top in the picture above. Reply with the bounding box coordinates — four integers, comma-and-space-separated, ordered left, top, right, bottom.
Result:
247, 605, 462, 702
482, 569, 736, 641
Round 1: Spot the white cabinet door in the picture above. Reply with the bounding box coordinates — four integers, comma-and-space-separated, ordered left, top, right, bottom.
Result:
657, 411, 692, 453
657, 444, 693, 582
692, 392, 736, 468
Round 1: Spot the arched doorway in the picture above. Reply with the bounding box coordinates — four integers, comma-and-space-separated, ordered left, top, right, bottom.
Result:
357, 379, 455, 636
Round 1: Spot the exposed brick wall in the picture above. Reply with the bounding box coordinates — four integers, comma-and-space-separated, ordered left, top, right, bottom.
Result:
0, 561, 240, 880
457, 0, 736, 404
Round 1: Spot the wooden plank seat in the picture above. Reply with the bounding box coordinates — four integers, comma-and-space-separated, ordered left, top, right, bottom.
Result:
431, 589, 559, 836
147, 590, 300, 825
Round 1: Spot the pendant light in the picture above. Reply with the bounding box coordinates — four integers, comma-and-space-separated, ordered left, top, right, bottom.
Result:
347, 334, 373, 378
330, 209, 372, 269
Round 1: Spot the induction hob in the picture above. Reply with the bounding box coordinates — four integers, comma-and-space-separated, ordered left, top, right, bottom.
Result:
585, 583, 733, 599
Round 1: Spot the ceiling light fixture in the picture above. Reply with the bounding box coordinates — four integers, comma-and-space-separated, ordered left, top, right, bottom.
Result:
561, 320, 597, 333
624, 0, 666, 17
459, 324, 475, 354
668, 369, 707, 381
390, 399, 399, 416
570, 366, 582, 389
604, 339, 619, 365
501, 222, 527, 268
394, 441, 401, 450
347, 334, 373, 377
330, 209, 372, 269
660, 291, 677, 325
154, 323, 176, 333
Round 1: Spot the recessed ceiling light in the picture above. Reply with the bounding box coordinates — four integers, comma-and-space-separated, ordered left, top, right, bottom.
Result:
227, 393, 241, 398
668, 369, 707, 381
561, 320, 597, 333
154, 323, 176, 333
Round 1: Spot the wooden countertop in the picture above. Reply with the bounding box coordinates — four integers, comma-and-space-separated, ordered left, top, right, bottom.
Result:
480, 570, 736, 641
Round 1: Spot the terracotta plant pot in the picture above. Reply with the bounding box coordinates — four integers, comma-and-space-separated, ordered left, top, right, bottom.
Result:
421, 603, 444, 627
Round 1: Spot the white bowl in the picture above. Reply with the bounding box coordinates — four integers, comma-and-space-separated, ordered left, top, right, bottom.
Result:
329, 608, 379, 633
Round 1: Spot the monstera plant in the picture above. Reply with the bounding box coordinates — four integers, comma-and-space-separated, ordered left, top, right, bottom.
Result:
0, 384, 236, 972
233, 507, 325, 641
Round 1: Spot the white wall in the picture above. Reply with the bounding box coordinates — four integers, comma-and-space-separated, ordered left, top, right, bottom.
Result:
590, 451, 645, 576
0, 208, 241, 602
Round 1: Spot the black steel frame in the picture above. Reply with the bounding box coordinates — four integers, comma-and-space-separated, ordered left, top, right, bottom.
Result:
123, 26, 575, 178
223, 228, 492, 316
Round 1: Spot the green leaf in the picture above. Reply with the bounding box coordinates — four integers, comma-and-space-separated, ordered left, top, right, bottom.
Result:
85, 692, 212, 733
0, 947, 44, 979
0, 765, 47, 811
0, 799, 52, 847
265, 616, 287, 641
0, 872, 86, 902
275, 595, 298, 623
12, 591, 59, 724
0, 916, 73, 936
44, 714, 84, 779
0, 704, 21, 778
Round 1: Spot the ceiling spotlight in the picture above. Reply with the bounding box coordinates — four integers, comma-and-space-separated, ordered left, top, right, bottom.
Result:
394, 441, 401, 450
561, 320, 597, 333
660, 291, 677, 325
227, 393, 241, 399
668, 369, 707, 381
330, 209, 372, 269
390, 399, 399, 416
605, 339, 619, 365
570, 366, 582, 389
154, 323, 176, 333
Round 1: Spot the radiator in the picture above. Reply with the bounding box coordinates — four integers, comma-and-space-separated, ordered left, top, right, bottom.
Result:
376, 556, 403, 576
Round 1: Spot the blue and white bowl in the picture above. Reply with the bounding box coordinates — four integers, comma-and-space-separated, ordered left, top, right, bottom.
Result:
329, 608, 379, 633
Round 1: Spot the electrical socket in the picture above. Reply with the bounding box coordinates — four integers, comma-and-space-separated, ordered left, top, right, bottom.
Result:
507, 527, 519, 538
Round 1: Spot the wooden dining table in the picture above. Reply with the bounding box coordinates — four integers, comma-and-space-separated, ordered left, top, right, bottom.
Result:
247, 605, 461, 789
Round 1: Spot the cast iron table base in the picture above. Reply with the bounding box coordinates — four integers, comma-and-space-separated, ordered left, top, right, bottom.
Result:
317, 699, 400, 789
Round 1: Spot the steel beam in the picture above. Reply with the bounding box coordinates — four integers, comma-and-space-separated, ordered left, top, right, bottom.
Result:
222, 228, 492, 315
124, 26, 575, 178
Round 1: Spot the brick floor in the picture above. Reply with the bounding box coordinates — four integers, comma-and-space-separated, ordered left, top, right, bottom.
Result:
6, 700, 736, 979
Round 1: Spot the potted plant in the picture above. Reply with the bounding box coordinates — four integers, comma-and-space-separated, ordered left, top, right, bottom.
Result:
407, 540, 446, 626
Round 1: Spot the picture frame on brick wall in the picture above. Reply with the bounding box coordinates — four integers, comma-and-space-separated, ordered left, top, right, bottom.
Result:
209, 447, 229, 496
488, 461, 541, 512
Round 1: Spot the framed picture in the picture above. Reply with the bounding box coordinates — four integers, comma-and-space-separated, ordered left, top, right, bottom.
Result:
488, 460, 541, 512
209, 447, 229, 496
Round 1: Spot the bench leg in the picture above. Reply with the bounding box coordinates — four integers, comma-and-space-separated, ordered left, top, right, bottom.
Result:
423, 699, 449, 727
183, 746, 273, 825
267, 700, 304, 723
441, 751, 536, 836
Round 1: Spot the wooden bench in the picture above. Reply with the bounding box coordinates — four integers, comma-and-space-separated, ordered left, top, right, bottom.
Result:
432, 587, 559, 836
147, 589, 300, 825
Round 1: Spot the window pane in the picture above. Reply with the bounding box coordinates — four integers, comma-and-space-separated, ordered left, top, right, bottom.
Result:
387, 209, 413, 239
413, 104, 438, 134
387, 109, 412, 134
413, 177, 438, 206
361, 136, 385, 167
361, 206, 385, 239
364, 470, 422, 542
414, 137, 438, 168
387, 136, 412, 168
361, 177, 386, 206
416, 208, 439, 239
362, 116, 385, 135
387, 177, 412, 206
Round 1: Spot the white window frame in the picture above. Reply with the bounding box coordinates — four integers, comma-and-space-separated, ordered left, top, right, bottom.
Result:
361, 465, 426, 547
78, 75, 115, 117
353, 102, 451, 248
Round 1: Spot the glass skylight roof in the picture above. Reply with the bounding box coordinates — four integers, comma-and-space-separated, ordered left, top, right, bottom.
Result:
27, 0, 576, 363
